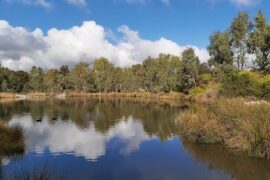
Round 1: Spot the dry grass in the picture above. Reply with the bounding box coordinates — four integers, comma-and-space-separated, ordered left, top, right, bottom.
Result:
178, 98, 270, 159
66, 91, 187, 100
189, 83, 220, 103
0, 91, 190, 100
25, 92, 49, 98
0, 93, 16, 99
0, 122, 25, 157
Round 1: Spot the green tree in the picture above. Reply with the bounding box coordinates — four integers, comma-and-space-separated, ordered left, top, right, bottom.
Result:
70, 62, 93, 92
248, 10, 270, 72
59, 65, 71, 91
29, 66, 45, 91
131, 64, 145, 91
44, 69, 61, 92
93, 58, 115, 92
230, 12, 252, 71
122, 68, 136, 92
113, 67, 123, 92
208, 31, 233, 66
1, 80, 8, 92
142, 57, 158, 92
180, 48, 199, 93
156, 54, 181, 92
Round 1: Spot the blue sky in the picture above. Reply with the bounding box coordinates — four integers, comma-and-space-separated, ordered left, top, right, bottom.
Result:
0, 0, 269, 70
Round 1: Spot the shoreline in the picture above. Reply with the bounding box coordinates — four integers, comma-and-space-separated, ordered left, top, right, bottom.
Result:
0, 92, 194, 101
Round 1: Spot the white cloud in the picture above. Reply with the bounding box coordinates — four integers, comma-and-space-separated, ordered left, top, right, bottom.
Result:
4, 0, 52, 8
9, 115, 152, 160
66, 0, 87, 6
0, 20, 209, 71
230, 0, 259, 6
208, 0, 261, 6
160, 0, 170, 5
115, 0, 170, 5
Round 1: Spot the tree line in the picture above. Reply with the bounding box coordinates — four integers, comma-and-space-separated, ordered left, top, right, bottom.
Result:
0, 51, 209, 93
0, 10, 269, 94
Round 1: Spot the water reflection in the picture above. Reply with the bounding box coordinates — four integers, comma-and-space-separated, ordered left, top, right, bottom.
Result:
2, 98, 181, 162
1, 98, 270, 180
0, 98, 180, 141
9, 116, 152, 161
182, 140, 270, 180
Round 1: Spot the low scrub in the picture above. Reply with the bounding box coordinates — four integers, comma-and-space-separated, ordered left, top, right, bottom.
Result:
189, 83, 220, 103
221, 71, 270, 99
178, 98, 270, 159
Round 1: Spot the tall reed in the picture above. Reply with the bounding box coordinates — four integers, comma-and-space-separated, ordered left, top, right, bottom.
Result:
178, 98, 270, 159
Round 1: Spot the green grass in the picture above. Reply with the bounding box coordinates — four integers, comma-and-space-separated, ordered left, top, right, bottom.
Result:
178, 98, 270, 159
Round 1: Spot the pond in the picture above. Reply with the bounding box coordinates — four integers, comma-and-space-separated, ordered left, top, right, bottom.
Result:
0, 98, 270, 180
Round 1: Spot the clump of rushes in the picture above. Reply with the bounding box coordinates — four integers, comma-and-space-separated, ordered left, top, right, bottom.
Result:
0, 122, 25, 157
178, 98, 270, 159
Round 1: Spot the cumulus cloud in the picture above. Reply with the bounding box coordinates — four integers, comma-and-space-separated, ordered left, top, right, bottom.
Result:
0, 20, 209, 71
9, 115, 152, 160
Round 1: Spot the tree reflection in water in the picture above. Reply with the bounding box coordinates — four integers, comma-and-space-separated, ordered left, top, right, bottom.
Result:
2, 98, 270, 180
181, 140, 270, 180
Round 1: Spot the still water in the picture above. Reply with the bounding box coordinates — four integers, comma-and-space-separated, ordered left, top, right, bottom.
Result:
1, 98, 270, 180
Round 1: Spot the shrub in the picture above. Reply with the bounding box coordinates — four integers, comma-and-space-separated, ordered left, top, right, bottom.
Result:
221, 71, 270, 99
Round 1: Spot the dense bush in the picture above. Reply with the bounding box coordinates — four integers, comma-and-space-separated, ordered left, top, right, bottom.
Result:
221, 71, 270, 99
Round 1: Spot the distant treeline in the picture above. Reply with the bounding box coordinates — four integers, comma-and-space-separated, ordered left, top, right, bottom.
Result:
0, 51, 210, 93
0, 10, 270, 95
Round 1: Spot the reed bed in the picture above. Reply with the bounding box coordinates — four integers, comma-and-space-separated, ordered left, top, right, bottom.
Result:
0, 122, 24, 157
178, 98, 270, 159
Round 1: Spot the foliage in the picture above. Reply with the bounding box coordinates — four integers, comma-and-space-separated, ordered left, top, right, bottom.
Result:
180, 48, 199, 93
29, 66, 45, 91
221, 71, 270, 99
0, 51, 208, 94
208, 31, 233, 66
248, 11, 270, 72
230, 12, 252, 71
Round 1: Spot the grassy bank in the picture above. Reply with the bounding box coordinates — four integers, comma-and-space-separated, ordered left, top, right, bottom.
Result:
0, 93, 16, 99
0, 91, 193, 100
0, 84, 219, 102
178, 98, 270, 159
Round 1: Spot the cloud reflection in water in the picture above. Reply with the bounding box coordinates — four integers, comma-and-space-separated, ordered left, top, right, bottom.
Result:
9, 115, 152, 161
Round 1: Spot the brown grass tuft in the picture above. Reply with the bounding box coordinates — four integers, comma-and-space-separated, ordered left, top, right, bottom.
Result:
178, 98, 270, 159
0, 122, 25, 157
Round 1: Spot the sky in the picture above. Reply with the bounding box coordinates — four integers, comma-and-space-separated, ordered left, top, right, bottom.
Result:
0, 0, 269, 70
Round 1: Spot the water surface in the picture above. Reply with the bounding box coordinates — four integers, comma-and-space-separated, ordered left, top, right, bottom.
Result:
0, 98, 270, 180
